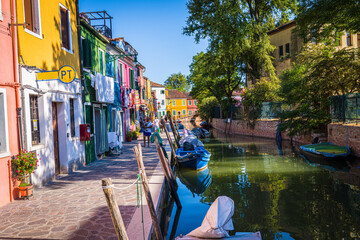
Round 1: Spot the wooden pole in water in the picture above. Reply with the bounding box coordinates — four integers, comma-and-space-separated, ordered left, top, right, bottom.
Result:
133, 146, 164, 240
154, 135, 182, 209
101, 178, 129, 240
169, 117, 180, 148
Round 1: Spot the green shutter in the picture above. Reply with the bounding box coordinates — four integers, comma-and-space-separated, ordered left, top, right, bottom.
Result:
83, 38, 92, 68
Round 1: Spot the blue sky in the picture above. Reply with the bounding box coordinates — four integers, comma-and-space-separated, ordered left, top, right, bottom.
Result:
79, 0, 208, 85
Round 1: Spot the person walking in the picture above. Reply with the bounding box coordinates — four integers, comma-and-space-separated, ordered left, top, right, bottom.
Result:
154, 116, 160, 133
143, 117, 152, 147
160, 116, 165, 133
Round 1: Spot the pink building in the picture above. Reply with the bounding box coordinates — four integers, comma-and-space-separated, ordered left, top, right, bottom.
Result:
184, 92, 198, 116
0, 0, 21, 206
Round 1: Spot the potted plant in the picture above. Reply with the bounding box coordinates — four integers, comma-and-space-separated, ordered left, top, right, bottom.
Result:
12, 150, 39, 198
130, 130, 138, 140
126, 132, 133, 142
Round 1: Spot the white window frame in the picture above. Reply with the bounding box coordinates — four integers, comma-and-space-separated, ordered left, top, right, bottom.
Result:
182, 100, 186, 106
23, 0, 42, 39
99, 48, 105, 75
59, 3, 73, 54
0, 0, 3, 21
0, 88, 10, 158
183, 110, 186, 116
172, 100, 175, 106
172, 110, 176, 116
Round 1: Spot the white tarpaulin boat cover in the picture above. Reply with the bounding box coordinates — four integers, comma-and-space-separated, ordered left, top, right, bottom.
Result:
176, 196, 261, 240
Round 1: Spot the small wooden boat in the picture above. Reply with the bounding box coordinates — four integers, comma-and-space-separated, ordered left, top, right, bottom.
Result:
300, 143, 350, 160
176, 146, 211, 170
191, 128, 210, 138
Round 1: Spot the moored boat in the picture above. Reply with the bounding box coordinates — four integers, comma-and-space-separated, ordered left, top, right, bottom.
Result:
178, 166, 212, 195
300, 142, 350, 160
176, 146, 211, 170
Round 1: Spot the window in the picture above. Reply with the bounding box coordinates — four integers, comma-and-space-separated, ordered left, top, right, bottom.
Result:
160, 90, 165, 94
285, 43, 290, 56
119, 63, 123, 86
0, 0, 3, 21
70, 99, 75, 137
30, 95, 40, 145
161, 100, 165, 105
24, 0, 41, 35
82, 37, 92, 68
130, 69, 135, 89
279, 45, 283, 57
163, 111, 165, 116
172, 110, 176, 116
188, 100, 192, 106
98, 49, 105, 74
172, 100, 175, 106
183, 110, 186, 116
194, 100, 197, 105
182, 100, 186, 106
167, 99, 170, 105
60, 5, 71, 51
0, 89, 9, 155
188, 110, 192, 116
106, 53, 114, 77
346, 32, 352, 46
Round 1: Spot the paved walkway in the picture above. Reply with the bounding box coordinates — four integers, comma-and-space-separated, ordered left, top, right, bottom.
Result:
0, 135, 168, 240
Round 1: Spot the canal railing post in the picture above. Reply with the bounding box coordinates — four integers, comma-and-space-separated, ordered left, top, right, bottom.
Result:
154, 135, 182, 209
133, 145, 164, 240
169, 116, 180, 148
101, 178, 129, 240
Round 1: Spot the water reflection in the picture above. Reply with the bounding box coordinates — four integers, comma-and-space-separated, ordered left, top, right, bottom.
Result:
177, 166, 212, 196
166, 128, 360, 240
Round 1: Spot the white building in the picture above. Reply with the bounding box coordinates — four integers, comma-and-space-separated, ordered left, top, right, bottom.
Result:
150, 82, 166, 118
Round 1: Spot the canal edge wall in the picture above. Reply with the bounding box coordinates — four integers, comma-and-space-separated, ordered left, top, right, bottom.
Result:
211, 118, 360, 156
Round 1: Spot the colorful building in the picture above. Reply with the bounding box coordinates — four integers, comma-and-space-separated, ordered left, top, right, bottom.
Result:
0, 0, 20, 205
16, 0, 84, 186
183, 92, 198, 116
150, 82, 166, 118
166, 89, 188, 119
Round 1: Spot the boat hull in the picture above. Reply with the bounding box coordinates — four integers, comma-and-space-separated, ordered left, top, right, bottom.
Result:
300, 143, 350, 161
176, 147, 211, 170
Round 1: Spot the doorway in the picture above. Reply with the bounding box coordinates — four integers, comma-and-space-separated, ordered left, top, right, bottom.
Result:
94, 108, 101, 155
52, 102, 60, 175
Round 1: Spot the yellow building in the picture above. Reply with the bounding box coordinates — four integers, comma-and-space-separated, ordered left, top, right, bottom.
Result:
268, 20, 360, 76
16, 0, 84, 186
166, 89, 188, 119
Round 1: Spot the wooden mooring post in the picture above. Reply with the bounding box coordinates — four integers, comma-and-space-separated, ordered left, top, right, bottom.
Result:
101, 178, 129, 240
168, 116, 180, 148
154, 135, 182, 209
133, 144, 164, 240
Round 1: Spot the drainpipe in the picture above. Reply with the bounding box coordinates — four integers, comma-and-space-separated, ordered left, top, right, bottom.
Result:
76, 0, 84, 105
9, 0, 22, 202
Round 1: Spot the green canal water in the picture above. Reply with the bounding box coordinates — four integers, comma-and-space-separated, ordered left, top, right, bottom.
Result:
163, 130, 360, 240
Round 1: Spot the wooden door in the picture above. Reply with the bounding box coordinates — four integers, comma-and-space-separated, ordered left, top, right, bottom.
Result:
52, 103, 60, 175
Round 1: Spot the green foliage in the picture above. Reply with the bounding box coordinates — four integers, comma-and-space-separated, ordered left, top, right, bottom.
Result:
164, 73, 191, 92
241, 78, 282, 120
296, 0, 360, 42
128, 131, 138, 139
184, 0, 297, 85
189, 51, 243, 105
278, 43, 360, 136
198, 97, 219, 122
12, 150, 39, 183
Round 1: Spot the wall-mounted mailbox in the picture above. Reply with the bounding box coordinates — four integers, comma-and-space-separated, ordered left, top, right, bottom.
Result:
80, 124, 91, 141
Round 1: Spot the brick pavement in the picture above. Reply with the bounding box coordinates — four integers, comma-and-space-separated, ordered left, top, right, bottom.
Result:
0, 136, 168, 240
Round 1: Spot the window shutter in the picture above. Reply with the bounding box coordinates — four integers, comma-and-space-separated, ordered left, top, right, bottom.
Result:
82, 38, 92, 68
24, 0, 34, 31
60, 8, 70, 50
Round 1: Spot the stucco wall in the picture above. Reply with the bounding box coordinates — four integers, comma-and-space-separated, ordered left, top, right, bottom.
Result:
328, 123, 360, 157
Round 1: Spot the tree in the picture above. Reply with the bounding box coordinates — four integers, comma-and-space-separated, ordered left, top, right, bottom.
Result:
184, 0, 298, 85
296, 0, 360, 42
198, 97, 219, 122
189, 51, 243, 104
164, 73, 191, 92
278, 43, 360, 136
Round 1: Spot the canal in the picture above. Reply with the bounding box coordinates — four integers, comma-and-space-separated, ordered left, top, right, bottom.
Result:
163, 128, 360, 240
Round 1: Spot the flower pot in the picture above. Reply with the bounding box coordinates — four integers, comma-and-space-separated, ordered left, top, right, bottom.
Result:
126, 136, 132, 142
19, 184, 33, 198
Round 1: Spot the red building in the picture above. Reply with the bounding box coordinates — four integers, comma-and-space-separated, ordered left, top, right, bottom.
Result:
0, 0, 21, 206
184, 92, 198, 116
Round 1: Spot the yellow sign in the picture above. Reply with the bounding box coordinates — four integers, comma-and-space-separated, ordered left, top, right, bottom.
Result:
36, 65, 76, 83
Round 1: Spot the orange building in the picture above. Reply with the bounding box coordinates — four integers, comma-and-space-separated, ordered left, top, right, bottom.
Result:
0, 0, 20, 206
